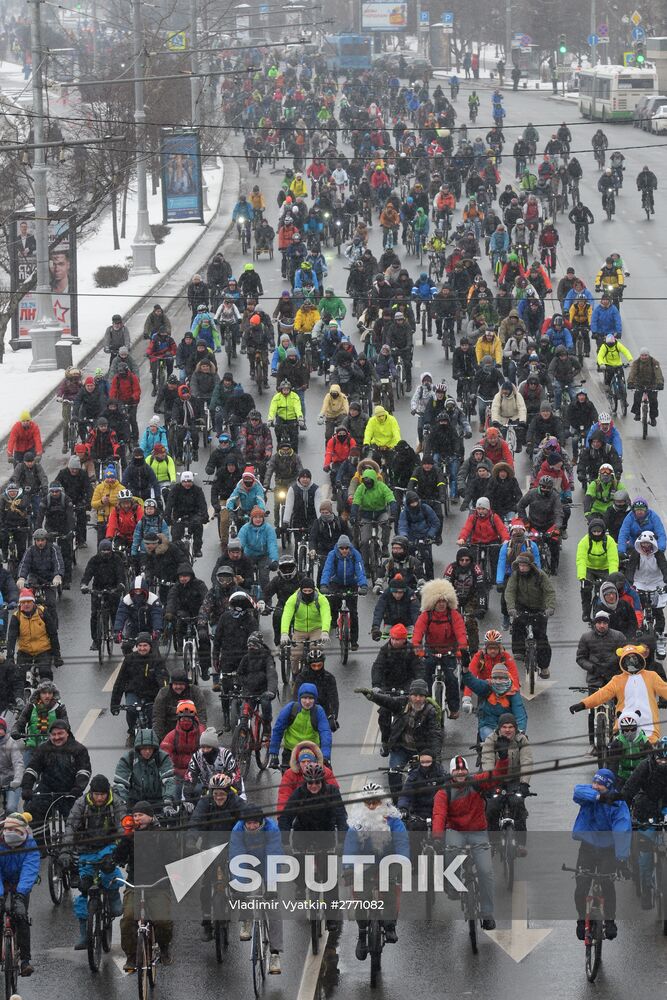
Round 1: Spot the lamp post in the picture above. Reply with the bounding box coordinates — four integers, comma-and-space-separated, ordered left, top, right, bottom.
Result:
131, 0, 158, 274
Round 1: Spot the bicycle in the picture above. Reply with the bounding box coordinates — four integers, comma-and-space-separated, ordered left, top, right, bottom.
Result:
489, 787, 536, 890
603, 190, 615, 222
641, 188, 654, 221
237, 219, 251, 254
178, 615, 200, 685
392, 351, 406, 400
86, 861, 115, 972
231, 696, 271, 779
115, 876, 170, 999
220, 674, 240, 732
569, 685, 616, 766
594, 145, 606, 170
253, 350, 268, 397
89, 588, 116, 663
641, 389, 651, 439
117, 700, 152, 745
459, 845, 486, 954
514, 611, 541, 694
333, 589, 356, 665
44, 793, 76, 905
0, 895, 20, 1000
607, 367, 628, 417
359, 516, 384, 586
429, 651, 458, 735
250, 898, 271, 997
562, 865, 620, 981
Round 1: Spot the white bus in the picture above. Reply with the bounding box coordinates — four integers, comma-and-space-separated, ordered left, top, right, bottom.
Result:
578, 64, 658, 120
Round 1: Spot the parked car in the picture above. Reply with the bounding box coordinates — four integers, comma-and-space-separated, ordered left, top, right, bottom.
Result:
634, 94, 667, 129
650, 105, 667, 133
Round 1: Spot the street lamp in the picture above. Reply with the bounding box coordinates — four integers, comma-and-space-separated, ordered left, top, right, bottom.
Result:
131, 0, 157, 274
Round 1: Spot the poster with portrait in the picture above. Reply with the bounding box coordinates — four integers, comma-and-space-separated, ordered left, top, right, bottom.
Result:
160, 129, 204, 224
9, 211, 79, 345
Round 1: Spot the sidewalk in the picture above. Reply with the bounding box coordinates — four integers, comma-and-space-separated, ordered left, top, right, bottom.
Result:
0, 152, 240, 455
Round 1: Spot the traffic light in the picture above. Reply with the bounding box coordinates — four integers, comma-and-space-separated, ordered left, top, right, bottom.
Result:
558, 34, 567, 54
636, 41, 646, 64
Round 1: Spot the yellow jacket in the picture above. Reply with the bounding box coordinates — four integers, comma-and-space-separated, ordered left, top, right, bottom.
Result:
363, 407, 401, 449
294, 307, 320, 334
596, 266, 624, 290
319, 384, 349, 420
289, 178, 307, 198
582, 669, 667, 742
475, 334, 503, 365
16, 607, 51, 656
91, 479, 124, 523
249, 192, 266, 212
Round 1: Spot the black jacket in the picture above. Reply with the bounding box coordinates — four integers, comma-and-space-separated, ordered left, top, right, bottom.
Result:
55, 468, 92, 509
165, 578, 208, 619
189, 789, 245, 837
81, 552, 127, 590
575, 627, 627, 684
397, 762, 447, 817
212, 607, 259, 669
622, 754, 667, 805
22, 734, 91, 795
371, 590, 420, 630
165, 483, 208, 523
279, 781, 348, 833
237, 647, 278, 698
367, 691, 440, 757
309, 516, 342, 556
371, 643, 424, 691
110, 652, 169, 710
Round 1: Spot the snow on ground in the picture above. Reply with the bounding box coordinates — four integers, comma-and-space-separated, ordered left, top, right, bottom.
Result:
0, 159, 224, 440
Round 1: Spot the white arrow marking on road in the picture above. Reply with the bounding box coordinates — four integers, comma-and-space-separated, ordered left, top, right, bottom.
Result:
75, 708, 101, 744
103, 664, 121, 692
360, 709, 380, 755
484, 880, 552, 961
165, 841, 228, 902
522, 680, 556, 700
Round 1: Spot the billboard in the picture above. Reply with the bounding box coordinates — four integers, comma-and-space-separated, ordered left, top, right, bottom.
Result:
160, 129, 204, 224
10, 211, 78, 345
361, 2, 408, 30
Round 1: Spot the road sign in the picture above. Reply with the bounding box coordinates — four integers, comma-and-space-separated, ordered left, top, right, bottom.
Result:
442, 12, 454, 26
598, 23, 609, 37
259, 3, 269, 12
519, 34, 532, 47
631, 9, 642, 25
623, 50, 636, 65
587, 33, 599, 46
419, 10, 429, 24
167, 30, 187, 51
632, 25, 646, 41
598, 36, 609, 43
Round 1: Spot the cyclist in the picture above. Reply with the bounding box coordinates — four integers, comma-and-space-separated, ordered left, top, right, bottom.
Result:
110, 632, 167, 741
583, 463, 625, 521
113, 728, 178, 813
91, 465, 125, 541
80, 538, 126, 650
432, 755, 499, 930
16, 526, 64, 610
233, 631, 278, 729
63, 774, 124, 950
0, 481, 32, 566
457, 496, 509, 580
38, 482, 75, 589
570, 768, 630, 941
268, 380, 305, 449
625, 530, 667, 636
229, 806, 283, 973
280, 576, 331, 675
618, 497, 666, 555
0, 811, 39, 976
505, 551, 556, 677
481, 713, 533, 847
350, 466, 397, 564
517, 474, 564, 571
608, 711, 650, 783
269, 682, 332, 772
210, 588, 258, 697
462, 655, 527, 738
344, 781, 409, 954
165, 471, 208, 559
620, 734, 667, 908
320, 534, 368, 653
576, 610, 628, 743
236, 506, 279, 595
598, 168, 616, 214
5, 587, 62, 703
627, 347, 663, 426
412, 578, 468, 708
21, 718, 91, 829
636, 164, 657, 214
12, 678, 67, 758
576, 518, 619, 621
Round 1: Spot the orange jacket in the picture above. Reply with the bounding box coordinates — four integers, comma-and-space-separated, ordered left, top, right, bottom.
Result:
7, 421, 42, 458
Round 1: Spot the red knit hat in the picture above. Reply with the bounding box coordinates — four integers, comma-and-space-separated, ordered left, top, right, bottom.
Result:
389, 623, 408, 640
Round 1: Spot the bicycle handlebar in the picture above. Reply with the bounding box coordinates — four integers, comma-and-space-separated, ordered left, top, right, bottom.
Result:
114, 876, 170, 890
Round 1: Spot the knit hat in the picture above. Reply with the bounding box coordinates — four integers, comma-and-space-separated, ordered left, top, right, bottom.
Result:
409, 679, 429, 695
227, 539, 242, 551
68, 456, 81, 470
389, 623, 408, 640
90, 774, 111, 794
19, 410, 31, 421
250, 506, 264, 518
84, 376, 95, 387
23, 451, 35, 462
497, 713, 517, 729
449, 755, 468, 772
491, 664, 511, 679
336, 534, 352, 549
18, 589, 35, 603
242, 467, 256, 482
319, 499, 333, 511
132, 800, 155, 817
199, 727, 219, 749
300, 577, 315, 590
48, 719, 70, 732
515, 552, 534, 567
592, 769, 616, 790
134, 631, 152, 646
143, 531, 159, 542
388, 574, 407, 592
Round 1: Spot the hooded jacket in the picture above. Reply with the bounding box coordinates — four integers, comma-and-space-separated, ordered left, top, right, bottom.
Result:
363, 407, 401, 449
463, 670, 528, 732
412, 579, 468, 653
576, 626, 627, 684
351, 467, 396, 517
571, 781, 631, 857
398, 497, 440, 541
276, 741, 339, 813
113, 730, 177, 808
581, 664, 667, 743
160, 718, 205, 779
237, 518, 279, 561
269, 683, 333, 758
491, 385, 527, 424
504, 556, 556, 613
481, 730, 533, 781
488, 463, 523, 518
625, 534, 667, 593
321, 541, 367, 587
618, 509, 666, 554
575, 523, 619, 578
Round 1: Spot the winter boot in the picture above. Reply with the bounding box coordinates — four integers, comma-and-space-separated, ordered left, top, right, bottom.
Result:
74, 917, 88, 950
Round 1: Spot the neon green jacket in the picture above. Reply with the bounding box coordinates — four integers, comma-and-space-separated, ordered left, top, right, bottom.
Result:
281, 589, 332, 635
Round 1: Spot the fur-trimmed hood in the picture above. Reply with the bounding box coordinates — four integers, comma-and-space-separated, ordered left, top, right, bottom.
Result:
288, 740, 324, 773
492, 461, 514, 479
420, 578, 458, 612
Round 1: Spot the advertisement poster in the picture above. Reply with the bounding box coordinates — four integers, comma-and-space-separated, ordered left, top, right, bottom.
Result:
10, 211, 78, 345
160, 129, 204, 224
361, 2, 408, 29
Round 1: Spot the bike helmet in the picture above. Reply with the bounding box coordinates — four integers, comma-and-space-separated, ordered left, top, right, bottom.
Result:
618, 712, 639, 734
32, 528, 48, 540
279, 379, 292, 391
538, 475, 554, 491
4, 482, 21, 499
632, 497, 649, 511
229, 591, 253, 609
144, 497, 157, 509
605, 334, 616, 345
278, 556, 297, 578
117, 489, 133, 501
176, 699, 197, 717
302, 761, 325, 782
434, 382, 447, 394
484, 629, 503, 645
167, 374, 179, 385
130, 575, 149, 596
247, 631, 265, 649
209, 771, 234, 789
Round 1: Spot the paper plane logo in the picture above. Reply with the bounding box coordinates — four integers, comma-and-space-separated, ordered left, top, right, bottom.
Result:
165, 842, 228, 902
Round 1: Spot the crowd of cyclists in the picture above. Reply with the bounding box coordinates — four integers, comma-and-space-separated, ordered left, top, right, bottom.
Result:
0, 45, 665, 984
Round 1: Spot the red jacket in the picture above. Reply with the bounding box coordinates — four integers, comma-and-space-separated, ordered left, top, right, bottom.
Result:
161, 722, 205, 778
146, 337, 177, 361
105, 501, 143, 540
7, 421, 42, 458
531, 459, 573, 492
482, 439, 514, 468
465, 649, 520, 697
110, 372, 141, 405
324, 435, 357, 467
412, 606, 468, 654
432, 762, 507, 834
458, 511, 509, 546
276, 765, 339, 813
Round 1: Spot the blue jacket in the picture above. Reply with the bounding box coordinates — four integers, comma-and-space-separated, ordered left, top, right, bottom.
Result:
489, 230, 510, 254
237, 519, 279, 561
321, 545, 368, 588
0, 837, 40, 895
269, 683, 333, 758
131, 514, 170, 555
229, 817, 282, 884
398, 501, 439, 542
495, 539, 541, 583
343, 812, 410, 863
139, 425, 169, 455
226, 482, 266, 513
590, 304, 622, 336
544, 326, 573, 351
618, 509, 666, 554
293, 268, 320, 293
585, 421, 623, 457
571, 784, 631, 858
462, 671, 528, 732
564, 286, 594, 314
411, 278, 438, 302
232, 201, 254, 222
113, 592, 164, 635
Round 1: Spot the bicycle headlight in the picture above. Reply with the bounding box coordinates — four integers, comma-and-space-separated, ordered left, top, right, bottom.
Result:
238, 216, 246, 225
277, 490, 286, 501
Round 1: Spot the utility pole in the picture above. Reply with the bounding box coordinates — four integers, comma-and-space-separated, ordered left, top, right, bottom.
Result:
505, 0, 511, 65
92, 0, 99, 74
590, 0, 597, 66
131, 0, 157, 274
190, 0, 200, 126
27, 0, 63, 369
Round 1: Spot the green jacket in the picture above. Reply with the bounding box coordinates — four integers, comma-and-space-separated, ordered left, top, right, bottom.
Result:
351, 468, 395, 513
585, 478, 626, 517
504, 564, 556, 613
609, 731, 650, 782
576, 534, 619, 579
281, 589, 332, 635
113, 747, 177, 810
317, 295, 346, 320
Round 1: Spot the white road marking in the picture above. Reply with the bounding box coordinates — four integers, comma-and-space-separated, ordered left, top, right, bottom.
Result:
360, 708, 380, 755
75, 707, 101, 744
103, 664, 121, 692
296, 936, 330, 1000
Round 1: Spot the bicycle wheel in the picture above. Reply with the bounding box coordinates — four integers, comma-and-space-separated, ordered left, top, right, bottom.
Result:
96, 612, 104, 665
526, 643, 536, 696
47, 854, 64, 905
468, 917, 478, 955
101, 899, 113, 952
214, 920, 228, 963
433, 680, 445, 731
642, 402, 649, 440
310, 912, 323, 955
503, 830, 516, 891
368, 920, 382, 987
421, 312, 427, 347
137, 932, 150, 1000
183, 643, 194, 685
87, 898, 102, 972
595, 712, 609, 768
104, 609, 113, 657
251, 920, 266, 999
297, 543, 308, 576
231, 725, 252, 780
3, 930, 16, 1000
424, 847, 435, 921
585, 920, 603, 982
255, 720, 271, 771
280, 647, 290, 686
339, 616, 349, 665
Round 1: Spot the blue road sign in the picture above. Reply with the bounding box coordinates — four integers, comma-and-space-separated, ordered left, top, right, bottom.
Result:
632, 25, 646, 41
587, 33, 599, 46
442, 12, 454, 26
420, 10, 429, 23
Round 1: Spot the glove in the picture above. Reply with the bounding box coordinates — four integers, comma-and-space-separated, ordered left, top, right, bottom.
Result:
400, 807, 409, 820
496, 584, 504, 594
569, 702, 585, 714
111, 706, 120, 716
115, 632, 123, 644
269, 561, 279, 571
329, 717, 340, 732
16, 579, 24, 590
355, 687, 374, 701
320, 632, 329, 643
319, 585, 330, 595
519, 782, 531, 798
262, 691, 276, 701
317, 415, 325, 425
164, 612, 174, 622
163, 803, 178, 818
21, 788, 32, 802
80, 585, 90, 594
9, 778, 21, 790
495, 735, 510, 760
460, 648, 470, 669
280, 634, 291, 646
53, 655, 64, 668
299, 420, 306, 430
464, 430, 472, 439
371, 627, 381, 641
323, 465, 331, 473
461, 696, 473, 715
616, 859, 631, 879
269, 754, 280, 770
13, 895, 26, 919
544, 607, 554, 617
52, 575, 62, 587
358, 585, 368, 596
308, 549, 316, 560
182, 800, 195, 815
508, 611, 518, 624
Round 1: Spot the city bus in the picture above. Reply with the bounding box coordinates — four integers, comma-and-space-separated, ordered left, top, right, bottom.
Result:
322, 34, 372, 72
578, 64, 658, 120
